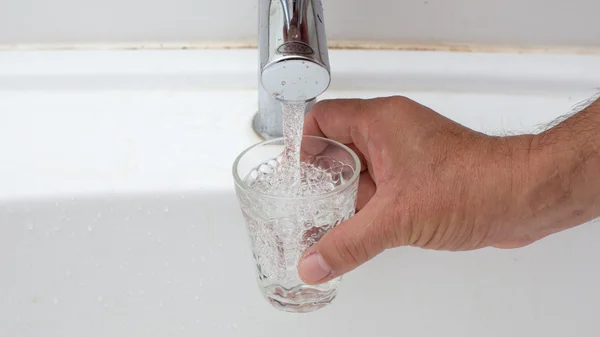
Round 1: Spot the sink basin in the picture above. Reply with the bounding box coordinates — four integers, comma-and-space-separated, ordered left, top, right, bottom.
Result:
1, 49, 600, 337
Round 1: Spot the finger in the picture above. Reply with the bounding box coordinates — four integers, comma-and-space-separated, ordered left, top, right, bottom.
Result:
303, 99, 373, 159
298, 200, 387, 284
356, 172, 376, 211
303, 110, 325, 137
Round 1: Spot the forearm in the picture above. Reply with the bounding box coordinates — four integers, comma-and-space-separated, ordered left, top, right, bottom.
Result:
526, 97, 600, 233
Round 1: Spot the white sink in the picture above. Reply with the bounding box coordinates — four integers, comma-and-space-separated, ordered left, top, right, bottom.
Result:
1, 49, 600, 337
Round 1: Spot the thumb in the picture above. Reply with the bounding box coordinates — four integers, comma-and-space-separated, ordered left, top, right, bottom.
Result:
297, 202, 387, 284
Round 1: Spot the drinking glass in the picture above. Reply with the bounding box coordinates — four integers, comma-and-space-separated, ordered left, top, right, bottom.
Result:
232, 136, 360, 313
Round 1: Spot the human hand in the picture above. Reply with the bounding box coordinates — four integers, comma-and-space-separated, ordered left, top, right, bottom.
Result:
297, 96, 583, 285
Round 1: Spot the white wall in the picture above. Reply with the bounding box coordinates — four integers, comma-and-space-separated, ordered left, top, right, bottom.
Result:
0, 0, 599, 47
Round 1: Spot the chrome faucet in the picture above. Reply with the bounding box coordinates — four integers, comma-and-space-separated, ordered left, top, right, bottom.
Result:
254, 0, 331, 139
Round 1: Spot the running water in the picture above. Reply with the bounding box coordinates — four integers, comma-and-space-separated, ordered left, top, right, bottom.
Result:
245, 101, 338, 197
281, 101, 306, 189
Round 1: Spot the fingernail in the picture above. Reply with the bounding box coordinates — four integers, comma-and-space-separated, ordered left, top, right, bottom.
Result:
299, 253, 332, 283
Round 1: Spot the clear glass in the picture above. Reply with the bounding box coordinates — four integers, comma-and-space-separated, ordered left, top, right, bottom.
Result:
233, 136, 360, 313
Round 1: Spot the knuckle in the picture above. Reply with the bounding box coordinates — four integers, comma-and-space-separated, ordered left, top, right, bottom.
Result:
331, 233, 367, 267
309, 100, 330, 117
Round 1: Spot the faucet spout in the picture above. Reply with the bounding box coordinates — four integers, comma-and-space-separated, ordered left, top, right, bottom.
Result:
254, 0, 331, 139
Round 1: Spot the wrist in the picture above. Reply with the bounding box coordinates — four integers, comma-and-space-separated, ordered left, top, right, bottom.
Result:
521, 105, 600, 236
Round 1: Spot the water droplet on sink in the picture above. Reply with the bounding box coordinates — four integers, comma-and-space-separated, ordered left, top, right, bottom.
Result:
281, 81, 286, 85
200, 256, 206, 262
147, 232, 153, 236
87, 225, 93, 232
65, 270, 72, 277
98, 296, 104, 302
52, 298, 58, 304
53, 226, 61, 232
27, 223, 33, 230
163, 207, 169, 213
